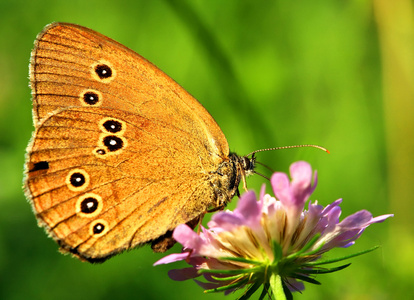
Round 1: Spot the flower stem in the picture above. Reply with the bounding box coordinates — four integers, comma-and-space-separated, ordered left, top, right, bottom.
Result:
270, 274, 286, 300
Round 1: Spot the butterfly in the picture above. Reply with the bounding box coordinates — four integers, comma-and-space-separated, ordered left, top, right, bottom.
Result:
24, 23, 255, 263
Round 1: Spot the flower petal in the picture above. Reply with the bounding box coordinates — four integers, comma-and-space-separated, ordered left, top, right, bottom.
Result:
290, 161, 316, 207
168, 267, 200, 281
234, 190, 262, 228
271, 172, 292, 205
317, 210, 394, 249
209, 212, 244, 231
210, 191, 261, 231
290, 161, 313, 188
285, 277, 305, 292
173, 224, 205, 250
153, 252, 189, 266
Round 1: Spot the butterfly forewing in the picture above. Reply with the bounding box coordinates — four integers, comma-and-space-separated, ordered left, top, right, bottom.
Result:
30, 23, 228, 159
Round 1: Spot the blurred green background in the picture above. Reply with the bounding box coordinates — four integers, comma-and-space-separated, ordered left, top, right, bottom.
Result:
0, 0, 412, 299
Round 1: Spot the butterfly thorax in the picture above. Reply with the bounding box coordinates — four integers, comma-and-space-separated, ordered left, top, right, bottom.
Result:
209, 153, 255, 209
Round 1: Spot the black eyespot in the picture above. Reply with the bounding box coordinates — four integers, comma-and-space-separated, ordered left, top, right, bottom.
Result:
83, 92, 99, 105
95, 64, 112, 79
96, 149, 106, 155
103, 120, 122, 133
103, 135, 124, 152
29, 161, 49, 172
70, 172, 86, 187
93, 222, 105, 234
80, 197, 99, 214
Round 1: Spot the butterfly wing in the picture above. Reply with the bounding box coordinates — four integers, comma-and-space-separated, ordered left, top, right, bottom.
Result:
25, 23, 235, 261
30, 22, 228, 160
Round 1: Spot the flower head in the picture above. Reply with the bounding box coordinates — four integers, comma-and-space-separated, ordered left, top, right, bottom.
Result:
155, 161, 393, 298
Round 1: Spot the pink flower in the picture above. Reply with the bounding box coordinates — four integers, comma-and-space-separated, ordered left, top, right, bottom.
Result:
155, 161, 393, 298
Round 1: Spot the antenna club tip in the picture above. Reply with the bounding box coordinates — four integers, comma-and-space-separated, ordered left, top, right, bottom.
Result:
326, 149, 331, 154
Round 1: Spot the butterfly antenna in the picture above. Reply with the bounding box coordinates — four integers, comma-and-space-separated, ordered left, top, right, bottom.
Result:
254, 161, 275, 173
252, 169, 270, 181
246, 144, 330, 157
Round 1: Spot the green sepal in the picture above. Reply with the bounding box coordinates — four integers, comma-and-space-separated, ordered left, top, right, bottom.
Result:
211, 274, 245, 282
238, 280, 263, 300
290, 273, 321, 285
303, 245, 379, 266
204, 277, 249, 293
198, 266, 263, 275
286, 234, 321, 260
300, 263, 351, 274
258, 282, 270, 300
218, 256, 264, 265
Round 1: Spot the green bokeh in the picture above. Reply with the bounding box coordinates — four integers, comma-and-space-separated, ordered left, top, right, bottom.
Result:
0, 0, 411, 299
